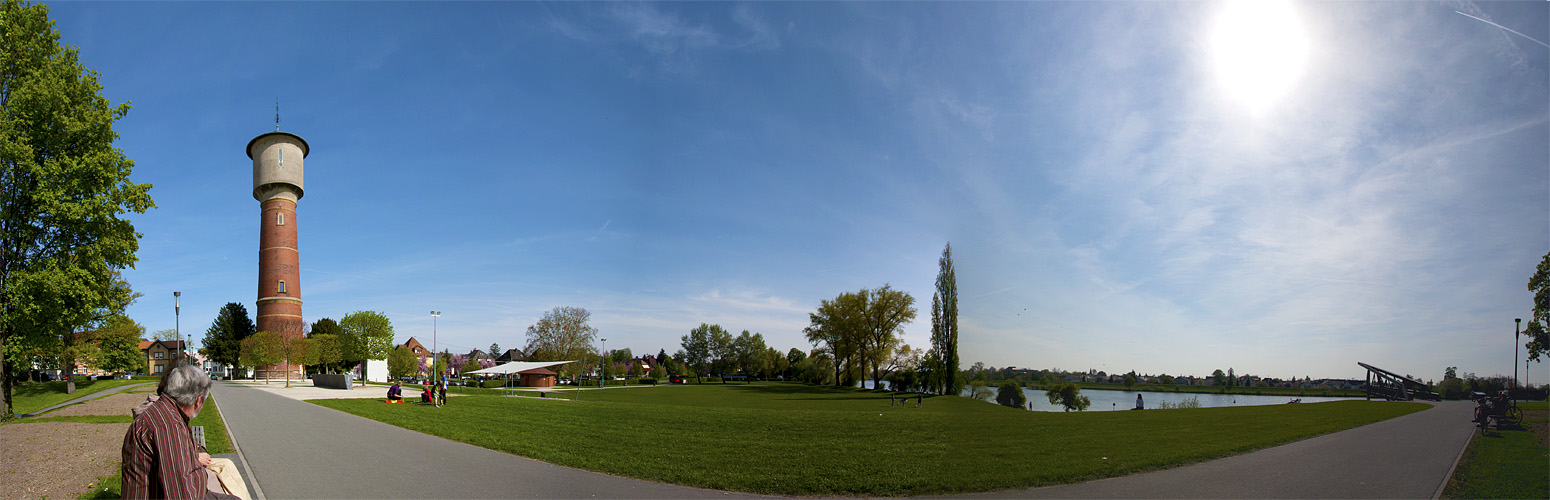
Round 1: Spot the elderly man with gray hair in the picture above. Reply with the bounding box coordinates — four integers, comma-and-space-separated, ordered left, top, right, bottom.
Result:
121, 365, 243, 500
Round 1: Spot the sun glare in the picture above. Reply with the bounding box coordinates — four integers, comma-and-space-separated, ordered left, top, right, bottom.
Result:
1210, 0, 1309, 113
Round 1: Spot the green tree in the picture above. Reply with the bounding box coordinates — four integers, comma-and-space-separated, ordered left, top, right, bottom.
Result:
1123, 373, 1137, 389
1227, 367, 1237, 387
732, 330, 767, 380
931, 242, 960, 396
0, 0, 155, 420
681, 323, 725, 382
786, 348, 805, 379
340, 310, 394, 382
805, 291, 866, 386
968, 379, 993, 401
489, 342, 500, 359
202, 303, 255, 376
309, 317, 340, 337
861, 284, 916, 390
387, 345, 416, 380
1527, 252, 1550, 363
240, 332, 281, 383
997, 380, 1027, 409
305, 334, 342, 374
92, 315, 146, 374
459, 357, 482, 376
1046, 383, 1091, 412
1211, 369, 1226, 386
523, 306, 598, 380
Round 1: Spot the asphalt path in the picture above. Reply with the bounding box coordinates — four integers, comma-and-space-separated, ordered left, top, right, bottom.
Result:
210, 381, 762, 499
948, 400, 1476, 499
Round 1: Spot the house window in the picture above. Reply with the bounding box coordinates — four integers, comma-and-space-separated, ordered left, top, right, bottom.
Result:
277, 213, 285, 226
154, 352, 164, 360
153, 365, 163, 374
278, 280, 286, 293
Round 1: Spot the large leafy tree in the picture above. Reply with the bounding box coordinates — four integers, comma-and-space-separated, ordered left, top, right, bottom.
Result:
387, 345, 416, 380
340, 310, 394, 381
997, 381, 1027, 409
202, 302, 255, 373
1046, 382, 1091, 412
861, 284, 916, 389
805, 292, 866, 386
92, 315, 146, 374
731, 330, 766, 380
523, 306, 598, 379
680, 323, 723, 382
1526, 252, 1550, 363
240, 332, 281, 384
930, 242, 960, 396
0, 0, 154, 419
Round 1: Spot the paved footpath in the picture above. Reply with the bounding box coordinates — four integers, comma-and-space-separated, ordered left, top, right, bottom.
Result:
210, 381, 763, 499
947, 400, 1477, 499
20, 381, 150, 417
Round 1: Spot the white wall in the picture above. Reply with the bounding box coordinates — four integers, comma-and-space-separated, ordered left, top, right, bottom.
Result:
365, 359, 388, 382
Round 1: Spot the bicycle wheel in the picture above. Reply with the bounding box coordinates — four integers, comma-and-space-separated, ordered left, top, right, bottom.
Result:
1506, 406, 1523, 425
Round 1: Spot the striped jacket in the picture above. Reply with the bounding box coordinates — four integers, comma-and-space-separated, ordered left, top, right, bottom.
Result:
121, 394, 207, 499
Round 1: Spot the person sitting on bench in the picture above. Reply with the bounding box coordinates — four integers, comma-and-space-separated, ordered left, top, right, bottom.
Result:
387, 382, 402, 402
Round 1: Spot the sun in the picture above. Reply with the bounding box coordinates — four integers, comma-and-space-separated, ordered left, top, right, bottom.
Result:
1210, 0, 1310, 112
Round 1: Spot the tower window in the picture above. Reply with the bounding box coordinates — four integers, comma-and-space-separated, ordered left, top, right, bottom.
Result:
279, 280, 286, 294
277, 213, 285, 226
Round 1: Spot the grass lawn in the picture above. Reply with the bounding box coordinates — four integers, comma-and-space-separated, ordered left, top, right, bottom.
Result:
312, 382, 1426, 496
7, 379, 147, 417
1442, 401, 1550, 499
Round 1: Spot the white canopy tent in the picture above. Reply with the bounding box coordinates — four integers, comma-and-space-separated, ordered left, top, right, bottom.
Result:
467, 360, 576, 375
467, 360, 577, 388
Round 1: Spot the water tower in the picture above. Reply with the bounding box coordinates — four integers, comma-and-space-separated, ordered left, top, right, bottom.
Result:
247, 129, 309, 380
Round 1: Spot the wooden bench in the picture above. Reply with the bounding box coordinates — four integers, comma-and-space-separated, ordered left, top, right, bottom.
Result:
192, 426, 206, 448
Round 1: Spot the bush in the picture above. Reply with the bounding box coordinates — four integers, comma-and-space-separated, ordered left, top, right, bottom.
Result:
481, 379, 507, 389
1155, 396, 1202, 409
996, 381, 1026, 408
636, 378, 657, 385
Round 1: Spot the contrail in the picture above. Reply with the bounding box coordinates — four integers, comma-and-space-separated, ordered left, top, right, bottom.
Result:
1456, 10, 1550, 49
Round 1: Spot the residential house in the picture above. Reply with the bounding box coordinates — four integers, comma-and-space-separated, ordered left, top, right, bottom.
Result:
140, 339, 188, 376
495, 348, 525, 363
398, 337, 431, 367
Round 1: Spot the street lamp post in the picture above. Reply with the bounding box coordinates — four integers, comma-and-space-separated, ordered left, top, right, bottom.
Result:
600, 338, 607, 388
174, 291, 181, 366
431, 311, 441, 378
1514, 318, 1521, 399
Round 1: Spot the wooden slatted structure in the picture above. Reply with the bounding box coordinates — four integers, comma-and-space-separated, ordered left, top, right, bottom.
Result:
1358, 362, 1440, 401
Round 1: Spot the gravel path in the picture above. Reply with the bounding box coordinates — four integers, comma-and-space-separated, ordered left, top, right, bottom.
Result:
0, 422, 129, 500
45, 392, 153, 417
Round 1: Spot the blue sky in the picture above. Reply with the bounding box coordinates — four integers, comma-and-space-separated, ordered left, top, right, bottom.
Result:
45, 1, 1547, 384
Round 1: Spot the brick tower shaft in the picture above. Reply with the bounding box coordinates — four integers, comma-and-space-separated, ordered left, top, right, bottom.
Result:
247, 131, 309, 380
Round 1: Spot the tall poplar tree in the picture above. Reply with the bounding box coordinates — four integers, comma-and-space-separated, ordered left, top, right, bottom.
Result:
0, 0, 154, 420
931, 243, 960, 395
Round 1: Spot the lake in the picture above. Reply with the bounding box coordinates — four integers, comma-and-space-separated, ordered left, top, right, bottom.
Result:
858, 381, 1360, 411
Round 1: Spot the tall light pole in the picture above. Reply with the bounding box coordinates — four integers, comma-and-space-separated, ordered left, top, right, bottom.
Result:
1514, 318, 1521, 398
431, 311, 441, 378
600, 338, 607, 388
174, 291, 181, 366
